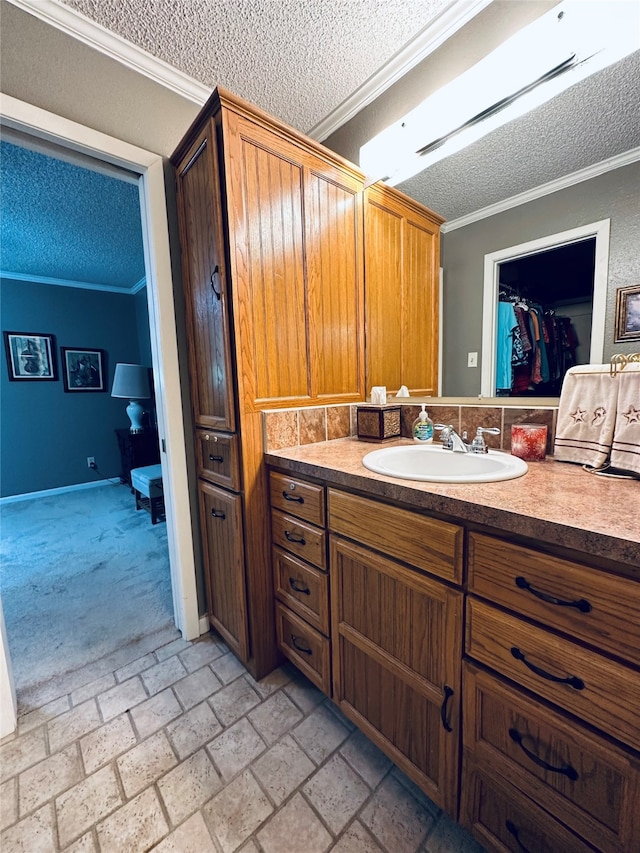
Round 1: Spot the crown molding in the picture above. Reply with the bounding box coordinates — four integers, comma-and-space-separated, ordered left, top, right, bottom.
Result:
6, 0, 211, 106
0, 270, 140, 293
308, 0, 494, 140
441, 146, 640, 232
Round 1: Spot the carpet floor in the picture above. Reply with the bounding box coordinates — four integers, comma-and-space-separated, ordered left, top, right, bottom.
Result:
0, 482, 174, 711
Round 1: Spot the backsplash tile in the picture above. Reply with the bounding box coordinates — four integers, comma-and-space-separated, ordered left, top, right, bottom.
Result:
327, 406, 351, 440
460, 406, 502, 449
503, 407, 556, 454
264, 410, 299, 451
299, 408, 326, 445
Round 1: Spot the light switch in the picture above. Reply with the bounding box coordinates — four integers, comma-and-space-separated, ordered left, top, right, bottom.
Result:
467, 352, 478, 368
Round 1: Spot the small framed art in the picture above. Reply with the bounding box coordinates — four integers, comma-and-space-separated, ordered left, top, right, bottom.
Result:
3, 331, 57, 380
614, 284, 640, 342
61, 347, 107, 392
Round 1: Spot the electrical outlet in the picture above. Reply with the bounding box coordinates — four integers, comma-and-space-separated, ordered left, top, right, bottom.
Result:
87, 456, 96, 469
467, 352, 478, 368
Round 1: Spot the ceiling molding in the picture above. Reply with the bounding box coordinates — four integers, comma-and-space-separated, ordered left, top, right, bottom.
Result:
441, 146, 640, 233
6, 0, 211, 106
308, 0, 494, 140
0, 270, 139, 293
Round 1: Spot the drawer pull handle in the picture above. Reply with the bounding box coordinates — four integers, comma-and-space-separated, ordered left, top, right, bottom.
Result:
505, 820, 532, 853
440, 684, 454, 732
515, 576, 592, 612
284, 531, 306, 545
289, 578, 311, 595
283, 491, 304, 503
211, 508, 226, 519
210, 265, 221, 300
291, 634, 312, 655
209, 454, 224, 462
508, 728, 579, 780
510, 647, 584, 690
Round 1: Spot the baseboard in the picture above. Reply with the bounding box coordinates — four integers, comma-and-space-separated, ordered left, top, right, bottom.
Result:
199, 615, 210, 636
0, 479, 118, 505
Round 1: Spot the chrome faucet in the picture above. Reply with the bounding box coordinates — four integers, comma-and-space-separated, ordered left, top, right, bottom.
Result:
434, 424, 501, 453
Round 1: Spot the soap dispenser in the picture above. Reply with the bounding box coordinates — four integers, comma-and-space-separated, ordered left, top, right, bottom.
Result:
412, 405, 434, 443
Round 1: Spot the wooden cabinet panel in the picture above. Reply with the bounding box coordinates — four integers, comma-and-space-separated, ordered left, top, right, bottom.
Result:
364, 185, 443, 396
175, 120, 235, 431
273, 546, 329, 634
199, 481, 249, 660
461, 760, 596, 853
463, 662, 640, 852
276, 602, 331, 695
468, 532, 640, 667
195, 429, 240, 491
269, 471, 325, 526
271, 509, 326, 570
328, 489, 463, 583
466, 597, 640, 752
331, 534, 462, 814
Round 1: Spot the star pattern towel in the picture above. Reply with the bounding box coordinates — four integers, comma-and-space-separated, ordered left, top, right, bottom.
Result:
610, 364, 640, 475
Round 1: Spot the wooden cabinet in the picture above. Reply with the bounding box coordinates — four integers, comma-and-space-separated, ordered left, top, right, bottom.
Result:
364, 183, 443, 396
329, 491, 463, 816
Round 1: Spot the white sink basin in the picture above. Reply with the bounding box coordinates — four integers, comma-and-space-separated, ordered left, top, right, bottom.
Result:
362, 444, 528, 483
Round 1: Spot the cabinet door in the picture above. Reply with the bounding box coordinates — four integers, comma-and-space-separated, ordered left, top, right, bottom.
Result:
330, 534, 462, 815
364, 184, 442, 396
175, 119, 236, 431
199, 481, 248, 660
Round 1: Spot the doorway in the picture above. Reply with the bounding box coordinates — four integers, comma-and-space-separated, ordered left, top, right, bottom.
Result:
0, 94, 200, 735
481, 220, 610, 397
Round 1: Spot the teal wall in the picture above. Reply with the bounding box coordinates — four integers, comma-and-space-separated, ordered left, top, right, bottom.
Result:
1, 278, 149, 497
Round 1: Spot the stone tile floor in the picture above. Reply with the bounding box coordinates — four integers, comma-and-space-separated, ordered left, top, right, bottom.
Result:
0, 631, 486, 852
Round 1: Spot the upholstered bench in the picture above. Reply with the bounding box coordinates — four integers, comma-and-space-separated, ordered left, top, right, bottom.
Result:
130, 464, 165, 524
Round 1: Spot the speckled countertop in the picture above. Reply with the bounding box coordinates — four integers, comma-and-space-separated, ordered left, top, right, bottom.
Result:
265, 437, 640, 574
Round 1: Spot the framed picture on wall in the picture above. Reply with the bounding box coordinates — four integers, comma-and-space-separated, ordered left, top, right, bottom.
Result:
3, 331, 58, 380
61, 347, 107, 392
614, 284, 640, 342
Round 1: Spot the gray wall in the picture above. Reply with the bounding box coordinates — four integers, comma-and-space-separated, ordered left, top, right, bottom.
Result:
441, 162, 640, 395
1, 278, 143, 496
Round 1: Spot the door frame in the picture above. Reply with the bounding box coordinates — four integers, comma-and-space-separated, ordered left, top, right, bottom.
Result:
0, 95, 200, 730
480, 219, 610, 397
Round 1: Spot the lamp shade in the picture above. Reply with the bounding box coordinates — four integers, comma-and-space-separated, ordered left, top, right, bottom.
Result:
111, 364, 151, 400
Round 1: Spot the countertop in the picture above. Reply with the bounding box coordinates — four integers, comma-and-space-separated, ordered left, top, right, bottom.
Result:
265, 437, 640, 573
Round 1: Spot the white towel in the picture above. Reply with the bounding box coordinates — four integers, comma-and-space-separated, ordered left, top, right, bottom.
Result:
553, 365, 619, 468
610, 364, 640, 475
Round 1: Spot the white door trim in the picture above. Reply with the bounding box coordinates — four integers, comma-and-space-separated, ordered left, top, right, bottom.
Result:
0, 95, 200, 729
480, 219, 610, 397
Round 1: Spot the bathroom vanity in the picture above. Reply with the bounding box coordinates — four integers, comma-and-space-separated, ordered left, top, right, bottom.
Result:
265, 437, 640, 853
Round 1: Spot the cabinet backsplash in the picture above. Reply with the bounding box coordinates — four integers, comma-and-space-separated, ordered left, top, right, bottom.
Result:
263, 403, 558, 454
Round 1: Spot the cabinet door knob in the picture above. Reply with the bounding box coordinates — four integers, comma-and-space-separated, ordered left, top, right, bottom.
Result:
515, 576, 591, 612
283, 491, 304, 503
284, 531, 305, 545
440, 684, 454, 732
211, 508, 226, 519
510, 647, 584, 690
291, 635, 312, 655
209, 454, 224, 462
210, 265, 221, 300
508, 728, 579, 780
288, 577, 311, 595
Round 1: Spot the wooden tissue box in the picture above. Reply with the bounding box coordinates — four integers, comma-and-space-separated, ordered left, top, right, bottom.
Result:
356, 404, 401, 441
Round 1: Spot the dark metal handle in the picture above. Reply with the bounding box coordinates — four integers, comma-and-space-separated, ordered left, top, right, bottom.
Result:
505, 820, 532, 853
283, 491, 304, 503
210, 265, 221, 300
211, 508, 226, 519
508, 728, 579, 780
440, 685, 453, 732
291, 635, 312, 655
289, 577, 311, 595
284, 531, 306, 545
515, 576, 591, 612
511, 647, 584, 690
209, 454, 224, 462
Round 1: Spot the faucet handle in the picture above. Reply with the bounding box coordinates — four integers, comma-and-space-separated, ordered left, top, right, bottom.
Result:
470, 426, 501, 453
434, 424, 454, 449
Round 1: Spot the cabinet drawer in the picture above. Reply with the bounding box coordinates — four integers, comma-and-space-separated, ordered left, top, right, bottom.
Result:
273, 547, 329, 635
271, 509, 326, 570
276, 602, 331, 696
466, 598, 640, 752
461, 760, 596, 853
196, 429, 240, 491
328, 489, 462, 583
463, 662, 640, 853
468, 532, 640, 667
270, 472, 325, 526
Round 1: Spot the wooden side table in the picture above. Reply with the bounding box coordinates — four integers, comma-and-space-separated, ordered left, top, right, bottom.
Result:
115, 428, 160, 488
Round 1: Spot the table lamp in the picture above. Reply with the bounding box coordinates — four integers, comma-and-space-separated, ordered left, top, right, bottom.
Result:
111, 363, 151, 433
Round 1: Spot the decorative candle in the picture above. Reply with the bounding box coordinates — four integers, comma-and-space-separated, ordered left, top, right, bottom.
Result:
511, 423, 548, 461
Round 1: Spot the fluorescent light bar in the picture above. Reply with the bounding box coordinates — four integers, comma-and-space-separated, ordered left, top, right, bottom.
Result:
360, 1, 640, 187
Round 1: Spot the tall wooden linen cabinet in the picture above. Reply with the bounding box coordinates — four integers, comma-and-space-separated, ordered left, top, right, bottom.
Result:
171, 88, 443, 679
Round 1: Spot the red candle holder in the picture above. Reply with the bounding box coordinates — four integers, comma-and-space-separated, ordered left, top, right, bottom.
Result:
511, 423, 548, 461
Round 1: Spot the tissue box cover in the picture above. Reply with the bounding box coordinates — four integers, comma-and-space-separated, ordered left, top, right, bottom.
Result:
356, 405, 401, 441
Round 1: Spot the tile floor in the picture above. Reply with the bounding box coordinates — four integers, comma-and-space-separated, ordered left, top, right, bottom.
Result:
0, 632, 486, 853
